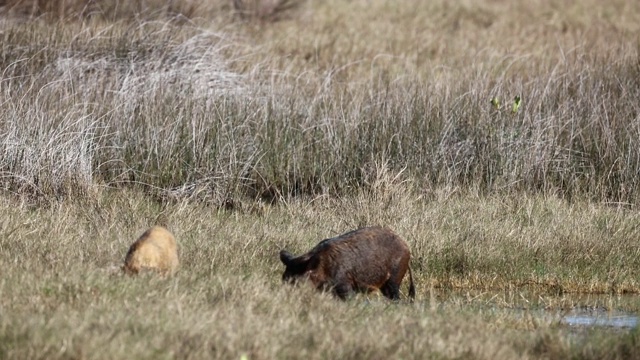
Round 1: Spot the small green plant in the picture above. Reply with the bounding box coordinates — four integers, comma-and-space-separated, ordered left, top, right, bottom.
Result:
490, 97, 501, 110
512, 95, 522, 113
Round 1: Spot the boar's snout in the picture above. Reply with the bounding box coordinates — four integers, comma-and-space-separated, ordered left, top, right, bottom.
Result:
279, 250, 311, 283
279, 250, 295, 283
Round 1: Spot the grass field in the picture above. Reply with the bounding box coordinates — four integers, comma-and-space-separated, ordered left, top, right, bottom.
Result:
1, 0, 640, 358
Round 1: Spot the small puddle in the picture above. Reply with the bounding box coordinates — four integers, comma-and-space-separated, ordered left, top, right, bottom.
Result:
428, 289, 640, 329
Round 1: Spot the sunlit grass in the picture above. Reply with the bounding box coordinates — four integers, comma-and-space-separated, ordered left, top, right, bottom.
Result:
1, 0, 640, 358
1, 189, 640, 359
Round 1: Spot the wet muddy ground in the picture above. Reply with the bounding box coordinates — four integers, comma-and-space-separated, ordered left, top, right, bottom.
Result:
426, 288, 639, 330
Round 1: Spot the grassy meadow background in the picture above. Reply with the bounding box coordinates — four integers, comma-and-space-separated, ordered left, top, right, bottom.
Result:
1, 0, 640, 358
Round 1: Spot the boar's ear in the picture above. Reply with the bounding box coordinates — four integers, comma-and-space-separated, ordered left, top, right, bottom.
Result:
280, 250, 295, 265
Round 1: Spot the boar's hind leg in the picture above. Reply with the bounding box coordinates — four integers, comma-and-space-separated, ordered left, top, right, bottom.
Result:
381, 265, 408, 300
380, 281, 401, 300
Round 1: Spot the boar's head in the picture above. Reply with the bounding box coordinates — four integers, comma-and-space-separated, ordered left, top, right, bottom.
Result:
279, 250, 316, 283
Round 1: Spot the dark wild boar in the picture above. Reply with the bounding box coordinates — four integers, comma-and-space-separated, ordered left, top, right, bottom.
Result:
279, 226, 416, 300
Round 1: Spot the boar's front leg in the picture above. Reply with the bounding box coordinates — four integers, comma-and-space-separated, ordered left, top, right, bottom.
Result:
333, 283, 354, 300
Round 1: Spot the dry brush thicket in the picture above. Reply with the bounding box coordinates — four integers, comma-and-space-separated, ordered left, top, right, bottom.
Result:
0, 0, 638, 206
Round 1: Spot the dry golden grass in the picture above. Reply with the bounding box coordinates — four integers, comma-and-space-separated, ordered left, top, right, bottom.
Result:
1, 187, 640, 359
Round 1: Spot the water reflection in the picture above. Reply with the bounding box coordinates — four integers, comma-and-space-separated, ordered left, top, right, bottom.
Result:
427, 288, 640, 329
563, 310, 638, 328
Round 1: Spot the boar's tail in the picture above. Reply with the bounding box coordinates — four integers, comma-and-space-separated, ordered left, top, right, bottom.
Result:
407, 266, 416, 300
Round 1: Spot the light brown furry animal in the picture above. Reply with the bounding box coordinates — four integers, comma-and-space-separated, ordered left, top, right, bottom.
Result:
122, 226, 179, 275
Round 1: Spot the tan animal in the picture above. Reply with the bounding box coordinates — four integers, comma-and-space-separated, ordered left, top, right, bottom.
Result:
123, 226, 179, 275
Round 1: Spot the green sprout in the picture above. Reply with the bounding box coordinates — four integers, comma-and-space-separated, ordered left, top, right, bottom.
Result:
512, 95, 521, 113
490, 97, 501, 110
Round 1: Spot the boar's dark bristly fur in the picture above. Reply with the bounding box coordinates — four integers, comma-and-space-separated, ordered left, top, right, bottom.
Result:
279, 226, 416, 300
